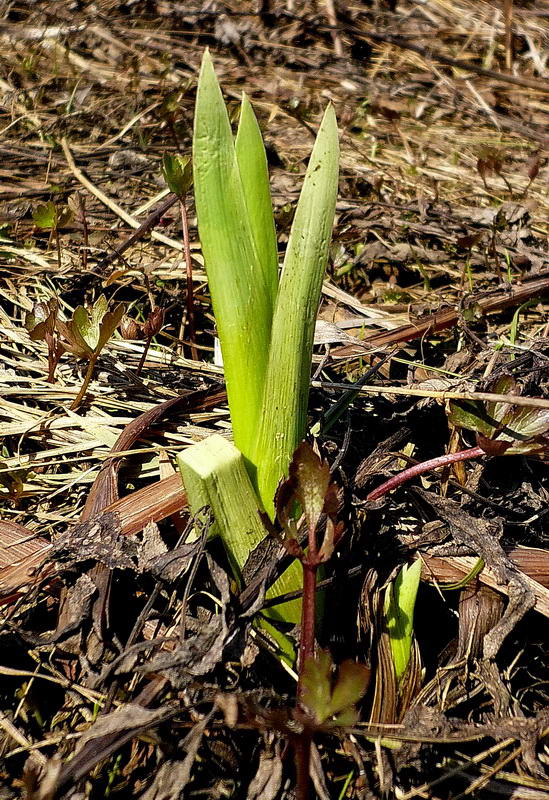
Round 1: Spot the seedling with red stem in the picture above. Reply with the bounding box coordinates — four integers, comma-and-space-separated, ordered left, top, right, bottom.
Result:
367, 375, 549, 502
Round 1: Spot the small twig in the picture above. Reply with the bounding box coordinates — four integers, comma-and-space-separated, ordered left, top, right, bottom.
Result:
503, 0, 515, 72
76, 191, 89, 271
61, 137, 184, 253
136, 336, 152, 377
180, 197, 199, 361
330, 274, 549, 356
312, 382, 549, 411
324, 0, 343, 56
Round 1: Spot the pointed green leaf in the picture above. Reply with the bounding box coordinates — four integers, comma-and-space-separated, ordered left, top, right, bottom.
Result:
193, 51, 274, 465
96, 303, 126, 352
253, 104, 339, 516
328, 707, 359, 727
326, 660, 370, 718
385, 559, 422, 685
300, 650, 333, 723
235, 94, 278, 308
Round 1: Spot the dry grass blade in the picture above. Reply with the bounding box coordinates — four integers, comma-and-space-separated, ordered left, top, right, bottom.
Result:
0, 521, 52, 598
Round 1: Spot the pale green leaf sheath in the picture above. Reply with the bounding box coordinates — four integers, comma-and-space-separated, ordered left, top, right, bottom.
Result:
385, 560, 422, 684
178, 436, 302, 665
253, 105, 339, 517
193, 51, 275, 464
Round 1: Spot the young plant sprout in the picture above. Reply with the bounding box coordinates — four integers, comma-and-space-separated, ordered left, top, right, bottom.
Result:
178, 51, 339, 662
368, 375, 549, 502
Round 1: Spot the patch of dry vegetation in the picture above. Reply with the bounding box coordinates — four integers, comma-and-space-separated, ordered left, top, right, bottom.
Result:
0, 1, 548, 797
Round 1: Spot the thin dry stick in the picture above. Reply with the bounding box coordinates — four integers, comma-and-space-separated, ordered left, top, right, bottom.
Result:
180, 198, 199, 361
54, 226, 62, 271
61, 137, 184, 253
503, 0, 514, 72
324, 0, 343, 56
312, 382, 549, 410
76, 191, 89, 271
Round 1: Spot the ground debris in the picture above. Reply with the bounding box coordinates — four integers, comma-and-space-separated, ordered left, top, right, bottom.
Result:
1, 0, 548, 796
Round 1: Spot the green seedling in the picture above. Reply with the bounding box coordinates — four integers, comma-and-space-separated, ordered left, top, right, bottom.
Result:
32, 200, 73, 269
25, 299, 64, 382
447, 374, 549, 457
384, 560, 422, 686
179, 51, 339, 661
368, 375, 549, 501
56, 294, 125, 409
162, 153, 192, 198
275, 442, 344, 674
300, 649, 370, 728
0, 445, 32, 505
295, 646, 368, 799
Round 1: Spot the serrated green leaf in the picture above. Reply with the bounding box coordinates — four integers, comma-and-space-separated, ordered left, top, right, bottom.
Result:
32, 201, 57, 230
300, 650, 332, 723
326, 660, 370, 718
162, 153, 193, 197
55, 317, 91, 359
97, 304, 125, 352
59, 296, 123, 359
328, 707, 359, 727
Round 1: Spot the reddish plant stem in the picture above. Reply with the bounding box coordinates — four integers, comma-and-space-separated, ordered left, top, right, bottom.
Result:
71, 352, 99, 410
180, 199, 199, 361
297, 560, 317, 695
45, 332, 56, 383
136, 335, 152, 377
294, 734, 312, 800
367, 446, 484, 501
77, 191, 89, 271
295, 524, 321, 800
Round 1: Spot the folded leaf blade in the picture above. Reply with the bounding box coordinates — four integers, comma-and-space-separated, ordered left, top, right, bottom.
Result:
253, 104, 339, 516
235, 93, 279, 310
193, 51, 273, 463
